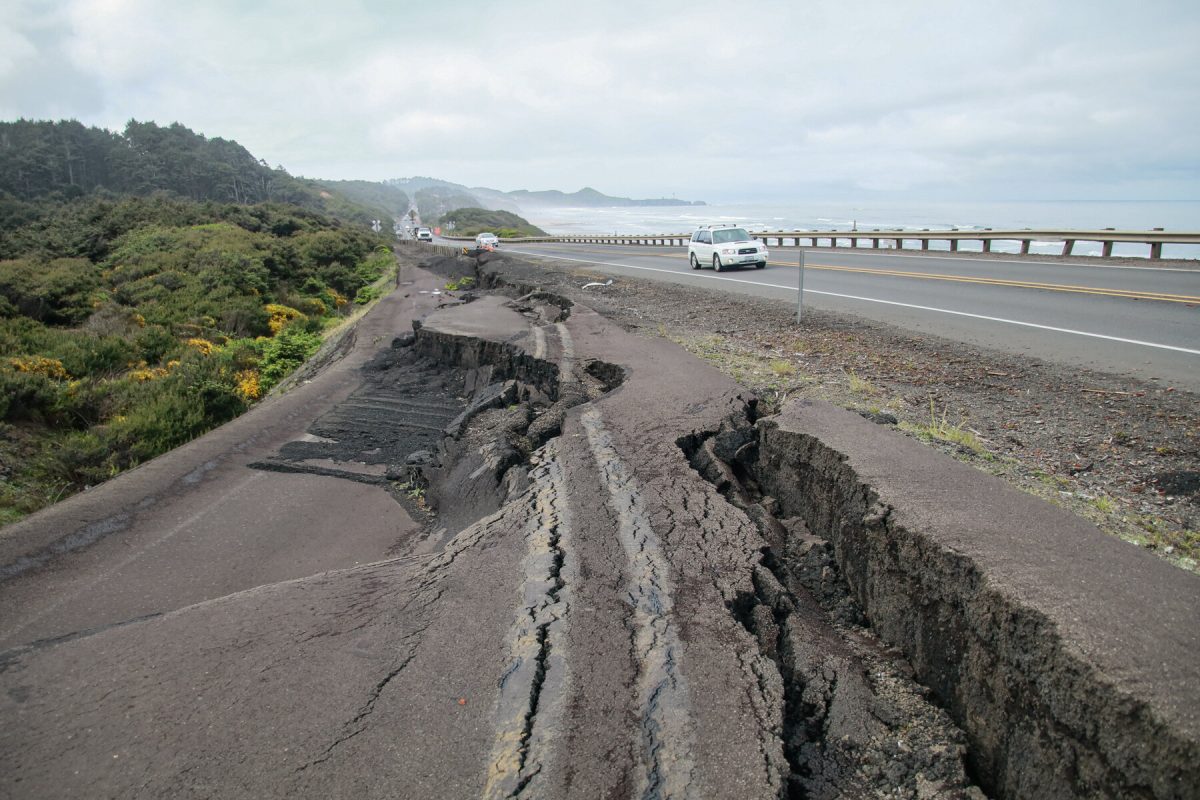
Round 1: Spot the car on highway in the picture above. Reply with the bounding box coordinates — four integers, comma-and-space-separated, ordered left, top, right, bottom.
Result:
416, 227, 433, 242
688, 225, 768, 271
475, 232, 500, 249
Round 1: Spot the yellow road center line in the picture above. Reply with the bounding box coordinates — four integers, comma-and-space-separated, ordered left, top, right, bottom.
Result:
810, 264, 1200, 304
534, 246, 1200, 304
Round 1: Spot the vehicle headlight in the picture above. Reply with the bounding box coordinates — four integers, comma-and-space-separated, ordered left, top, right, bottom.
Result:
721, 248, 735, 254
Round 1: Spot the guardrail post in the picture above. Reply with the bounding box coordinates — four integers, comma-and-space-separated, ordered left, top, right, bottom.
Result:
922, 239, 930, 251
949, 239, 958, 252
982, 239, 992, 253
1150, 242, 1163, 259
1102, 241, 1114, 258
872, 238, 880, 249
895, 237, 904, 251
1062, 240, 1075, 256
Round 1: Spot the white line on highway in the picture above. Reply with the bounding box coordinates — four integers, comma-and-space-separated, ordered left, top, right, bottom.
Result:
506, 249, 1200, 357
764, 249, 1199, 273
507, 243, 1198, 273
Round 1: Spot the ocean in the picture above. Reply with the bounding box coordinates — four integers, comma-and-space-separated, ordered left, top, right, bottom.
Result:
521, 200, 1200, 259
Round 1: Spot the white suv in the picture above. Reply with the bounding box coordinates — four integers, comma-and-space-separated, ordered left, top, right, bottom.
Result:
688, 225, 768, 271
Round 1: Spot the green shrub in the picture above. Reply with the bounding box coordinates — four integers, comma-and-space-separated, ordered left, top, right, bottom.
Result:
259, 326, 321, 388
354, 285, 381, 305
0, 257, 103, 324
0, 368, 63, 421
42, 429, 113, 486
135, 325, 180, 363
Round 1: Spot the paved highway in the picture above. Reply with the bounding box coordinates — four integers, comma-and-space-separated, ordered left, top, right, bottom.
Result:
491, 241, 1200, 391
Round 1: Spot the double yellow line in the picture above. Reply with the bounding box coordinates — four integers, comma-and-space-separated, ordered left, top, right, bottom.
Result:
562, 246, 1200, 305
810, 264, 1200, 305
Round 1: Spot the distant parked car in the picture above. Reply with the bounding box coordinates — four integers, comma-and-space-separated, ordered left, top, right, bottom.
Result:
416, 227, 433, 242
475, 232, 500, 249
688, 225, 768, 271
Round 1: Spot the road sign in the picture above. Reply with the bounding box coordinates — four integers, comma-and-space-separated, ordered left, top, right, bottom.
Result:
371, 219, 382, 232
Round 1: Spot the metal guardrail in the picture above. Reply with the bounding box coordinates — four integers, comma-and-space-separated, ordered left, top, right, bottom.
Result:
439, 229, 1200, 260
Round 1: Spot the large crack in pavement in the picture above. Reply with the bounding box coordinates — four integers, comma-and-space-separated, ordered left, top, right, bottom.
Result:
484, 442, 572, 798
5, 252, 1193, 799
679, 412, 981, 799
582, 406, 699, 799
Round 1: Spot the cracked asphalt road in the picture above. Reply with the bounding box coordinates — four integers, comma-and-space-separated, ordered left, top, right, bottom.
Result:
1, 253, 1014, 798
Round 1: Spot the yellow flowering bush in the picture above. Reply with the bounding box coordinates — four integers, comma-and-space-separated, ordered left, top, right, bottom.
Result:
297, 297, 327, 316
8, 356, 68, 379
265, 303, 305, 334
235, 369, 261, 401
129, 366, 170, 382
186, 338, 216, 356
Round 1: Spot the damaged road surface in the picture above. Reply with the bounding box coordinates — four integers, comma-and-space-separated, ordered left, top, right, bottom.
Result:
2, 254, 1197, 799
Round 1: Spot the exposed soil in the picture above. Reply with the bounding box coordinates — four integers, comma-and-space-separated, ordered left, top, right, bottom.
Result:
422, 249, 1199, 571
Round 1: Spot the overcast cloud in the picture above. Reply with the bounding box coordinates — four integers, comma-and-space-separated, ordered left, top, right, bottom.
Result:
2, 0, 1198, 203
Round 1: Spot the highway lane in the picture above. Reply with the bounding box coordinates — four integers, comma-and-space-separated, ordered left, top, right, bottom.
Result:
489, 241, 1200, 391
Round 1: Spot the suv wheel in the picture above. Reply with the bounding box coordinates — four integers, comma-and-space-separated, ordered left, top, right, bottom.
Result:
713, 255, 724, 272
689, 253, 701, 270
756, 261, 766, 269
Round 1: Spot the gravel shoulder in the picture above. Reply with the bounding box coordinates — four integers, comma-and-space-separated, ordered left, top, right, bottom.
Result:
468, 249, 1199, 571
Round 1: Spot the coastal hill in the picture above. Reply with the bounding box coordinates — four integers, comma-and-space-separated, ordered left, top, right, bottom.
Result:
435, 207, 547, 238
385, 176, 704, 221
506, 186, 705, 207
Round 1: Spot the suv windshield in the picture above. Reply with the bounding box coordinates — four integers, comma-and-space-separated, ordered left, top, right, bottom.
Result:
712, 228, 752, 244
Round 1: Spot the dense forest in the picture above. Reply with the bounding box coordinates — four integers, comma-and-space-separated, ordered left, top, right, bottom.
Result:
0, 119, 393, 227
0, 120, 395, 525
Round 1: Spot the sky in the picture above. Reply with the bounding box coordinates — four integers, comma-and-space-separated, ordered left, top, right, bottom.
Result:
2, 0, 1199, 204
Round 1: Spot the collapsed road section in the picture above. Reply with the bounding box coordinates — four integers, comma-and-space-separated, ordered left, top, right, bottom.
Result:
1, 253, 1197, 799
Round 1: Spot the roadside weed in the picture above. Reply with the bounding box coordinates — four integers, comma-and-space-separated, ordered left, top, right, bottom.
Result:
900, 397, 986, 454
846, 370, 878, 396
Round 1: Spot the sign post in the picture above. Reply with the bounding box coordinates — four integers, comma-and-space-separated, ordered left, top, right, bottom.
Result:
796, 249, 806, 323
